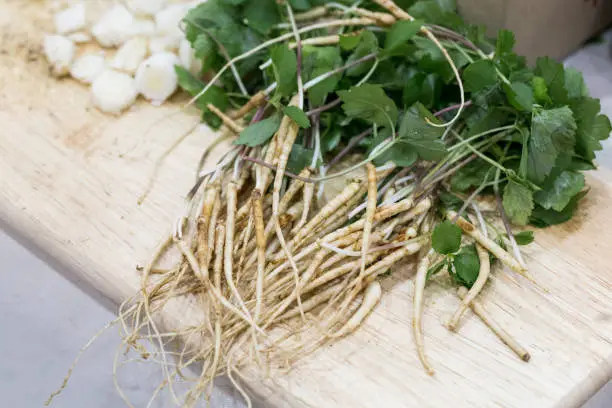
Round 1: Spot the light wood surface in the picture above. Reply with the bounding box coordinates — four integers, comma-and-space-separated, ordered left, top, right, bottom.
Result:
1, 2, 611, 407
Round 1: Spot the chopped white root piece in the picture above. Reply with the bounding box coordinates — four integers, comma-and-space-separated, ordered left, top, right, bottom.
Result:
43, 35, 75, 77
155, 4, 187, 42
70, 54, 105, 84
54, 3, 86, 34
91, 5, 135, 48
179, 38, 202, 74
135, 52, 179, 103
91, 70, 139, 114
131, 19, 156, 38
127, 0, 167, 16
67, 31, 91, 44
111, 37, 149, 74
149, 36, 180, 53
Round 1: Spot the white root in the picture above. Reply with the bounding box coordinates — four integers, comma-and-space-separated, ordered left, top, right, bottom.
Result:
413, 248, 435, 375
224, 182, 253, 321
331, 281, 382, 338
447, 212, 529, 279
456, 287, 531, 362
360, 163, 378, 280
448, 244, 490, 331
252, 190, 267, 322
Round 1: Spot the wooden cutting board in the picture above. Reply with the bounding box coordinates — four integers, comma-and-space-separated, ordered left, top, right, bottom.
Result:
1, 2, 611, 407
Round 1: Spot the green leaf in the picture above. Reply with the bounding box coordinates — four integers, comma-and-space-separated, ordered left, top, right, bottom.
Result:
570, 97, 612, 160
283, 106, 311, 128
287, 144, 315, 173
534, 170, 585, 211
270, 44, 297, 97
513, 231, 534, 245
534, 57, 568, 104
432, 220, 462, 255
384, 19, 424, 54
339, 34, 361, 50
527, 106, 577, 183
288, 0, 311, 10
451, 244, 480, 288
338, 84, 398, 127
192, 34, 218, 73
503, 180, 534, 226
530, 190, 588, 227
463, 60, 498, 92
304, 46, 343, 106
564, 67, 589, 99
504, 82, 533, 112
235, 114, 281, 147
450, 160, 491, 192
409, 0, 459, 26
175, 66, 228, 127
495, 29, 515, 56
381, 142, 419, 167
532, 76, 552, 105
345, 31, 378, 77
397, 110, 446, 160
242, 0, 281, 34
438, 190, 464, 211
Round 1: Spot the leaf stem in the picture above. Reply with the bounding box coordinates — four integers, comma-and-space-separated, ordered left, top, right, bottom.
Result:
448, 125, 516, 152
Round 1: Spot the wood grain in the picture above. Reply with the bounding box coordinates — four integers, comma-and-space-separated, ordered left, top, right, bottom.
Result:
1, 2, 611, 407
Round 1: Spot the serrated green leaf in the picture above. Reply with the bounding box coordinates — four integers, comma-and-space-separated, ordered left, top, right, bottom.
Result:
504, 82, 533, 112
463, 60, 498, 92
384, 19, 424, 54
398, 110, 446, 160
496, 29, 515, 56
527, 106, 577, 183
338, 84, 398, 127
451, 244, 480, 288
270, 44, 297, 97
564, 67, 589, 99
503, 180, 534, 225
432, 220, 462, 255
283, 106, 311, 128
535, 57, 568, 105
513, 231, 534, 245
530, 190, 588, 227
570, 97, 612, 160
235, 114, 281, 147
534, 170, 585, 211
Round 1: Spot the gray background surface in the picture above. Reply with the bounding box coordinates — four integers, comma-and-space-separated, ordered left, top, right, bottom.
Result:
1, 38, 612, 408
